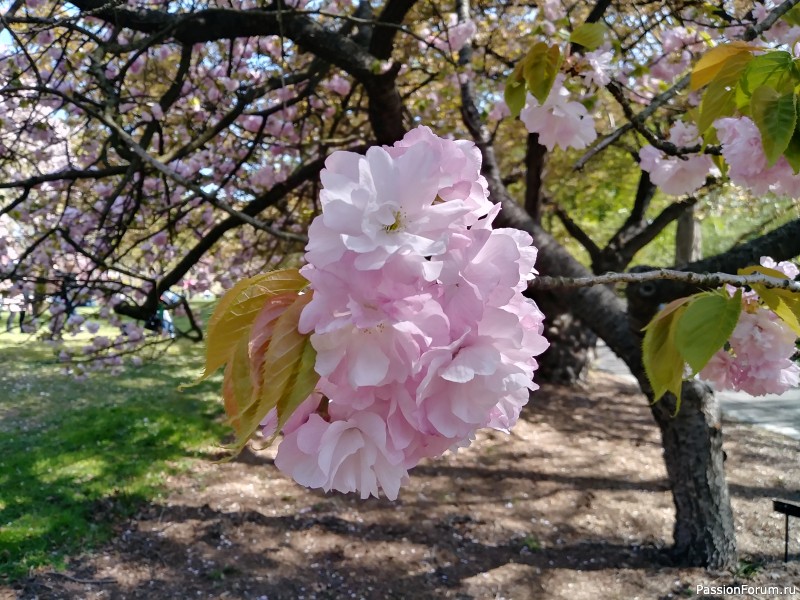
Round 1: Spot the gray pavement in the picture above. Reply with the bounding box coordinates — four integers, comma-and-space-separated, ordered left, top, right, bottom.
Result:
592, 342, 800, 441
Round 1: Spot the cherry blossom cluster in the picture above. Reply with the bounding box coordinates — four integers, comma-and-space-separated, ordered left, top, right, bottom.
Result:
262, 126, 548, 499
700, 257, 800, 396
715, 117, 800, 198
520, 76, 598, 152
639, 122, 714, 196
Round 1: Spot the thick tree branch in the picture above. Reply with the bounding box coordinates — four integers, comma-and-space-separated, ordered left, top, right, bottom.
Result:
553, 205, 602, 261
628, 170, 656, 226
369, 0, 418, 60
626, 217, 800, 331
456, 0, 639, 371
67, 0, 407, 143
523, 133, 547, 223
619, 197, 697, 262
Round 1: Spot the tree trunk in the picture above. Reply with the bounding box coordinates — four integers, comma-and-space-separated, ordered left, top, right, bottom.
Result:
675, 205, 702, 266
497, 200, 741, 567
531, 289, 597, 384
626, 277, 737, 568
650, 380, 737, 568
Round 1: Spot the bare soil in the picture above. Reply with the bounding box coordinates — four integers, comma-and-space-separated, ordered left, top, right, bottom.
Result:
6, 372, 800, 600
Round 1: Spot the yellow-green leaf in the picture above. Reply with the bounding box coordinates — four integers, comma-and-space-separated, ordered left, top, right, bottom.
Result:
569, 22, 607, 51
674, 290, 742, 374
275, 332, 318, 433
736, 51, 795, 109
643, 296, 694, 329
758, 287, 800, 335
784, 4, 800, 26
738, 264, 791, 280
642, 305, 687, 406
690, 42, 756, 91
739, 265, 800, 335
199, 269, 307, 382
248, 292, 303, 399
221, 335, 253, 433
522, 42, 562, 104
698, 51, 752, 133
230, 293, 319, 452
505, 63, 527, 118
750, 86, 797, 165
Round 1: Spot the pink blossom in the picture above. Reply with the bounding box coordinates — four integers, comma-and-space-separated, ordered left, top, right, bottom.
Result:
304, 126, 491, 274
488, 99, 511, 121
760, 256, 799, 280
639, 122, 712, 196
715, 117, 800, 197
700, 308, 800, 396
269, 126, 548, 499
542, 0, 565, 21
275, 412, 408, 500
714, 116, 787, 195
519, 78, 597, 151
428, 16, 477, 53
579, 49, 613, 88
650, 50, 691, 82
323, 74, 351, 96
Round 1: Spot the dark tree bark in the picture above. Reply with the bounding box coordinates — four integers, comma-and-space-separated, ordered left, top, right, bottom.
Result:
652, 381, 737, 567
523, 131, 597, 383
625, 283, 737, 568
533, 290, 598, 384
620, 218, 800, 568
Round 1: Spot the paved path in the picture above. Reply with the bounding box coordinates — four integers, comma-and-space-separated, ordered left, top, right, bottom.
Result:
593, 342, 800, 440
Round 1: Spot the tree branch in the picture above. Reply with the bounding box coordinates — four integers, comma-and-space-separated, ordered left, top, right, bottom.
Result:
369, 0, 418, 59
620, 197, 697, 261
524, 133, 547, 223
532, 269, 800, 293
553, 205, 602, 261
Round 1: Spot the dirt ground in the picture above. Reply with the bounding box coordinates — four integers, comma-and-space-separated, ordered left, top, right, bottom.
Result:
6, 371, 800, 600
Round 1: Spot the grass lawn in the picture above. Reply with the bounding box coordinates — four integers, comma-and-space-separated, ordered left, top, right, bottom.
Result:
0, 302, 225, 582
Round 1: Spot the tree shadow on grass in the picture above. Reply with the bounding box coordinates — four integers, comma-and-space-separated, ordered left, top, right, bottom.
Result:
0, 343, 224, 582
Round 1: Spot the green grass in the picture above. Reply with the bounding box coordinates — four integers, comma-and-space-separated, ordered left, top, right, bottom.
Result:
0, 303, 225, 582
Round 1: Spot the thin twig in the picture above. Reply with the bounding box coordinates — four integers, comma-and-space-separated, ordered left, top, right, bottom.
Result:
531, 269, 800, 293
574, 0, 800, 170
43, 571, 116, 585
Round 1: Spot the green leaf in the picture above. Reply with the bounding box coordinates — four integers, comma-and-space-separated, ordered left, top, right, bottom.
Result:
783, 127, 800, 173
522, 42, 562, 104
750, 86, 797, 166
199, 269, 308, 383
697, 51, 752, 133
690, 42, 755, 91
783, 5, 800, 27
737, 51, 795, 109
783, 102, 800, 173
642, 305, 687, 406
505, 63, 527, 118
569, 22, 607, 51
230, 292, 319, 452
674, 291, 742, 374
